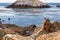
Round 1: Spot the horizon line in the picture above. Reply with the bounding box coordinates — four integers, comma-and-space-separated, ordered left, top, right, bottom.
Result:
0, 2, 60, 3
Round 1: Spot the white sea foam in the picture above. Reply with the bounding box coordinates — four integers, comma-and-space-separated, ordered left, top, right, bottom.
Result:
0, 13, 15, 16
0, 7, 13, 11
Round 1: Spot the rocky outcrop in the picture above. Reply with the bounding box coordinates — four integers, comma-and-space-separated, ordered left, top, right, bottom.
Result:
0, 24, 36, 40
31, 18, 60, 40
36, 18, 60, 40
43, 18, 56, 33
0, 24, 36, 36
6, 0, 50, 8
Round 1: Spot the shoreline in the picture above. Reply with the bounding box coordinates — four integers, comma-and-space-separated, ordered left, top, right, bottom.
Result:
0, 18, 60, 40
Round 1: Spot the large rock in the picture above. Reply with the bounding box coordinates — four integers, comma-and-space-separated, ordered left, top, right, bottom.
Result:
6, 0, 50, 8
1, 24, 36, 36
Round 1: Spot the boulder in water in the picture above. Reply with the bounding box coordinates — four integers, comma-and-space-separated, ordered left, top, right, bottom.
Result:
6, 0, 50, 8
57, 5, 60, 7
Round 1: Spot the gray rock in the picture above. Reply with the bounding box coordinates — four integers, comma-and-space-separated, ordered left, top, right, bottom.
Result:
6, 0, 50, 8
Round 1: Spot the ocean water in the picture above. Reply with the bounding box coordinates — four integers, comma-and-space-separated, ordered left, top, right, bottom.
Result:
0, 3, 60, 26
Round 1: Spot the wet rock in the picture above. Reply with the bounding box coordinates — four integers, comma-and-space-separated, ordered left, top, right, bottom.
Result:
57, 5, 60, 7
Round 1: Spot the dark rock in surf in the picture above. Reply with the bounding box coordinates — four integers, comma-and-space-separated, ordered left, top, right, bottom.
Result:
57, 5, 60, 7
